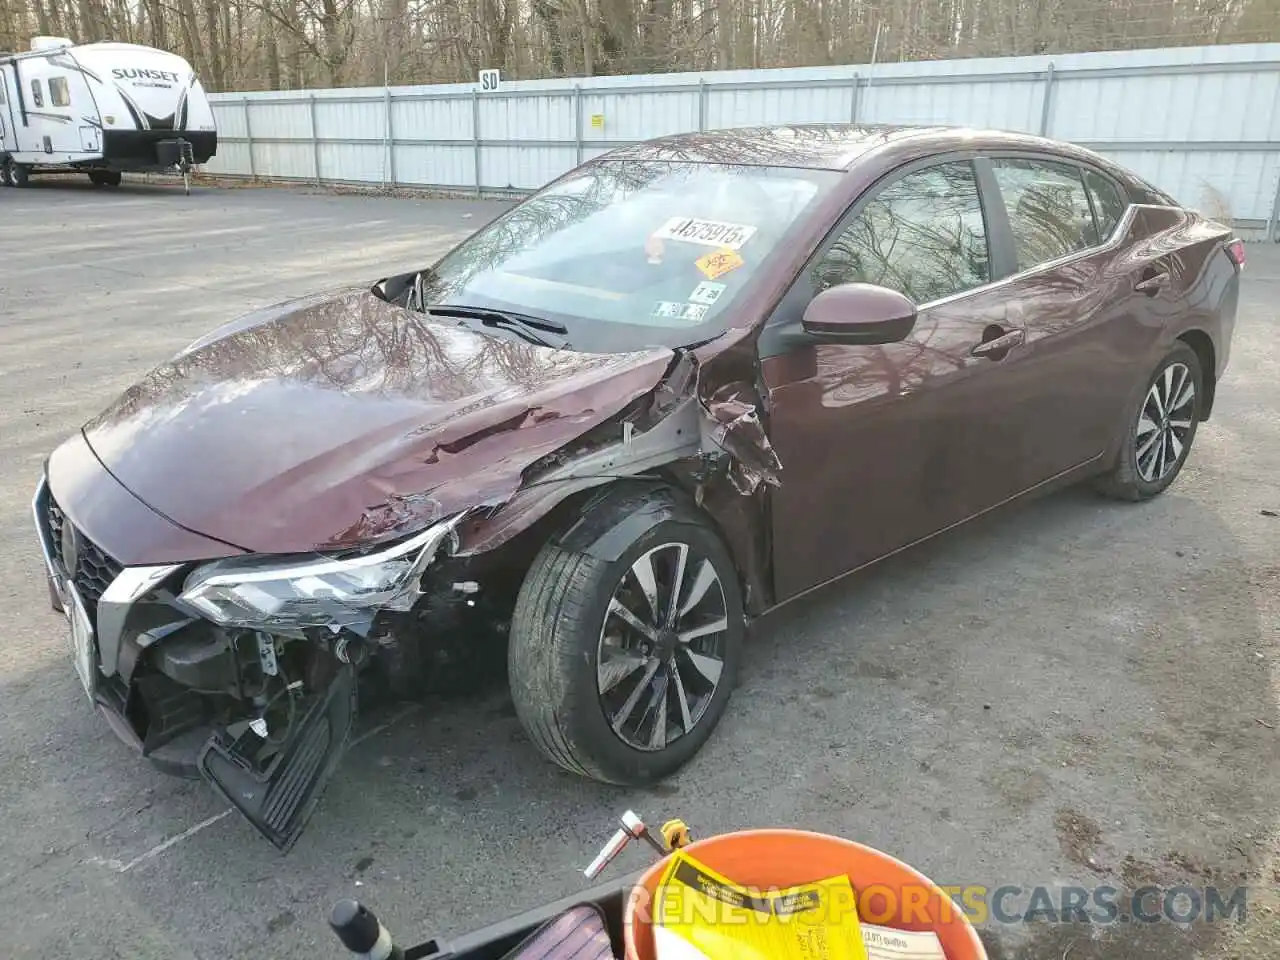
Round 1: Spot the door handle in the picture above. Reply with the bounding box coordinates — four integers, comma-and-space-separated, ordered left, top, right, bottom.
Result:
1134, 271, 1170, 295
971, 327, 1025, 358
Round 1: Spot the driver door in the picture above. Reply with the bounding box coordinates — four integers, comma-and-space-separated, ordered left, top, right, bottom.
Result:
759, 157, 1035, 602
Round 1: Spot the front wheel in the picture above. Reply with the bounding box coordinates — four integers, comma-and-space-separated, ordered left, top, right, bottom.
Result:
6, 161, 28, 187
507, 494, 744, 785
1094, 341, 1203, 501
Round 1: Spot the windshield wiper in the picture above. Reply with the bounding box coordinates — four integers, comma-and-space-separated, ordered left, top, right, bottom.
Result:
424, 304, 569, 348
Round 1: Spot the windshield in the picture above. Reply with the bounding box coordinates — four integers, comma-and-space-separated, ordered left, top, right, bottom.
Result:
415, 159, 839, 352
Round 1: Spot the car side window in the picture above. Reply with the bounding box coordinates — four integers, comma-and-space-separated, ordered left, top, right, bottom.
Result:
30, 78, 44, 108
1083, 169, 1127, 241
49, 76, 70, 108
809, 162, 991, 305
989, 158, 1098, 270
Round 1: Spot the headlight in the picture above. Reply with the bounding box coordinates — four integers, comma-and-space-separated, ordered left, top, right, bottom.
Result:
179, 514, 464, 630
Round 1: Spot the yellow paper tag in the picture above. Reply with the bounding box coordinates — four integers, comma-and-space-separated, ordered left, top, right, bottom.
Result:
654, 850, 868, 960
696, 248, 744, 280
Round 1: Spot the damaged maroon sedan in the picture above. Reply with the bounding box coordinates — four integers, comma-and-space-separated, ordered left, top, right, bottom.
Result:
34, 123, 1242, 849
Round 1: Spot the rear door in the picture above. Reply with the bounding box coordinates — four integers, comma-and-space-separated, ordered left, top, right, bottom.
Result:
973, 153, 1152, 482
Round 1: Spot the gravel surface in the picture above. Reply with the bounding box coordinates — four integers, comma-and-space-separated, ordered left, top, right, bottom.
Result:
1, 176, 1277, 960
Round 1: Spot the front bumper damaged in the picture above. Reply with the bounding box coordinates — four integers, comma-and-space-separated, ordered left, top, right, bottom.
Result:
33, 472, 358, 851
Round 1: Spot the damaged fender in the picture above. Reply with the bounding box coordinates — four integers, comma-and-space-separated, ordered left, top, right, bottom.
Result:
456, 323, 783, 612
555, 483, 695, 562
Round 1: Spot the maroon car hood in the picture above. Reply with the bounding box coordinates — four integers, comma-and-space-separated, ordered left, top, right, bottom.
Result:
81, 289, 675, 555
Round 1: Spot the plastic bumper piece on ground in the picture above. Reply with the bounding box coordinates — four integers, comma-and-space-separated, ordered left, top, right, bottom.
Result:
198, 662, 358, 852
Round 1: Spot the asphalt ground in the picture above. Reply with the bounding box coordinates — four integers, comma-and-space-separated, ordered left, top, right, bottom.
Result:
1, 175, 1278, 960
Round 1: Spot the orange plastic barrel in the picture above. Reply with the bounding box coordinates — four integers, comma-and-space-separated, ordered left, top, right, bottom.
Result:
622, 828, 987, 960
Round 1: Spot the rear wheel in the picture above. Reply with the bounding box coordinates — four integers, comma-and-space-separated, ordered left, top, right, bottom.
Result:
1094, 342, 1203, 501
507, 494, 744, 785
89, 170, 121, 187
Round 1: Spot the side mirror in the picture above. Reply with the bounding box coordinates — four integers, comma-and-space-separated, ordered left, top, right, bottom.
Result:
801, 282, 918, 345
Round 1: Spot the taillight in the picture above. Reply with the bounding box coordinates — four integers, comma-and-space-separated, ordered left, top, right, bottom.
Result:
1225, 238, 1246, 269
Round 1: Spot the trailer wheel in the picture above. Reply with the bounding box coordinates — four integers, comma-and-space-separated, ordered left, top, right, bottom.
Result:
89, 170, 121, 187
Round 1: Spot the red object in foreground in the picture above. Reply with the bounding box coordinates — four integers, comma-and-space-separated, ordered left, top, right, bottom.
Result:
622, 828, 988, 960
1225, 238, 1247, 268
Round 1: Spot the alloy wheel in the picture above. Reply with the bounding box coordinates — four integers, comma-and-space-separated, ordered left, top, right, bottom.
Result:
596, 542, 729, 752
1136, 361, 1195, 483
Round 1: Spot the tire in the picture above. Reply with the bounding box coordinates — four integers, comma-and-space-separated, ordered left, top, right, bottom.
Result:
1094, 341, 1203, 502
89, 170, 121, 187
508, 493, 744, 785
0, 159, 10, 187
9, 162, 29, 187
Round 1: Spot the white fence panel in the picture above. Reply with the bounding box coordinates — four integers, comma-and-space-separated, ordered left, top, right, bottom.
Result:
858, 78, 1044, 132
208, 43, 1280, 239
393, 144, 473, 188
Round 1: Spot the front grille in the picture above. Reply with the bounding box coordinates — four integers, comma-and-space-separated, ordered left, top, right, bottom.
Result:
47, 493, 123, 608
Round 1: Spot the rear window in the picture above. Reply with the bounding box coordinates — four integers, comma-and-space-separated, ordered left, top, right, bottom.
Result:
1083, 169, 1127, 241
990, 158, 1096, 271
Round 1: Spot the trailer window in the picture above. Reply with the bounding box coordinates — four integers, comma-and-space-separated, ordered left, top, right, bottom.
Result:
30, 79, 44, 108
49, 76, 70, 107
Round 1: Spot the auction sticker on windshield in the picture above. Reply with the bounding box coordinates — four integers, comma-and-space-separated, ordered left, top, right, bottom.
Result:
653, 217, 757, 250
695, 248, 745, 281
688, 281, 726, 305
652, 301, 710, 322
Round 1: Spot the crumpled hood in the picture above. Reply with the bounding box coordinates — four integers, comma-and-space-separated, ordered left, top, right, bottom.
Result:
81, 288, 675, 555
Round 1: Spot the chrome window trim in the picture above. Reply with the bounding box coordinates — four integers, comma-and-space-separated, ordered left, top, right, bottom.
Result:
913, 201, 1179, 313
795, 145, 1176, 319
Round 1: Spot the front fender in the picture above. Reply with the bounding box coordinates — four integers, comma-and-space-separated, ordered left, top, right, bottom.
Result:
554, 483, 689, 561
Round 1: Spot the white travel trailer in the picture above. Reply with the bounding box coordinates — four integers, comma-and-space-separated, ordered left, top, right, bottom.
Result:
0, 37, 217, 191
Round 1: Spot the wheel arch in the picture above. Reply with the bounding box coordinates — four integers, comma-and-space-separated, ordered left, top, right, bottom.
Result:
474, 474, 770, 621
1177, 328, 1217, 421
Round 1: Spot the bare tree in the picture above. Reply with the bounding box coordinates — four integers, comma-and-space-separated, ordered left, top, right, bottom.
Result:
2, 0, 1275, 92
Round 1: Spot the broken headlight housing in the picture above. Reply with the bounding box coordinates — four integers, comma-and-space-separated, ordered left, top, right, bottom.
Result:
178, 515, 463, 631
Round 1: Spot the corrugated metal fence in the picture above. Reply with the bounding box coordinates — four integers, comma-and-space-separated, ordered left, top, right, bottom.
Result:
206, 43, 1280, 240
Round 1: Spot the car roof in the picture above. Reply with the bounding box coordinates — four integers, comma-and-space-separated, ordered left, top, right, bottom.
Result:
595, 122, 1097, 173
